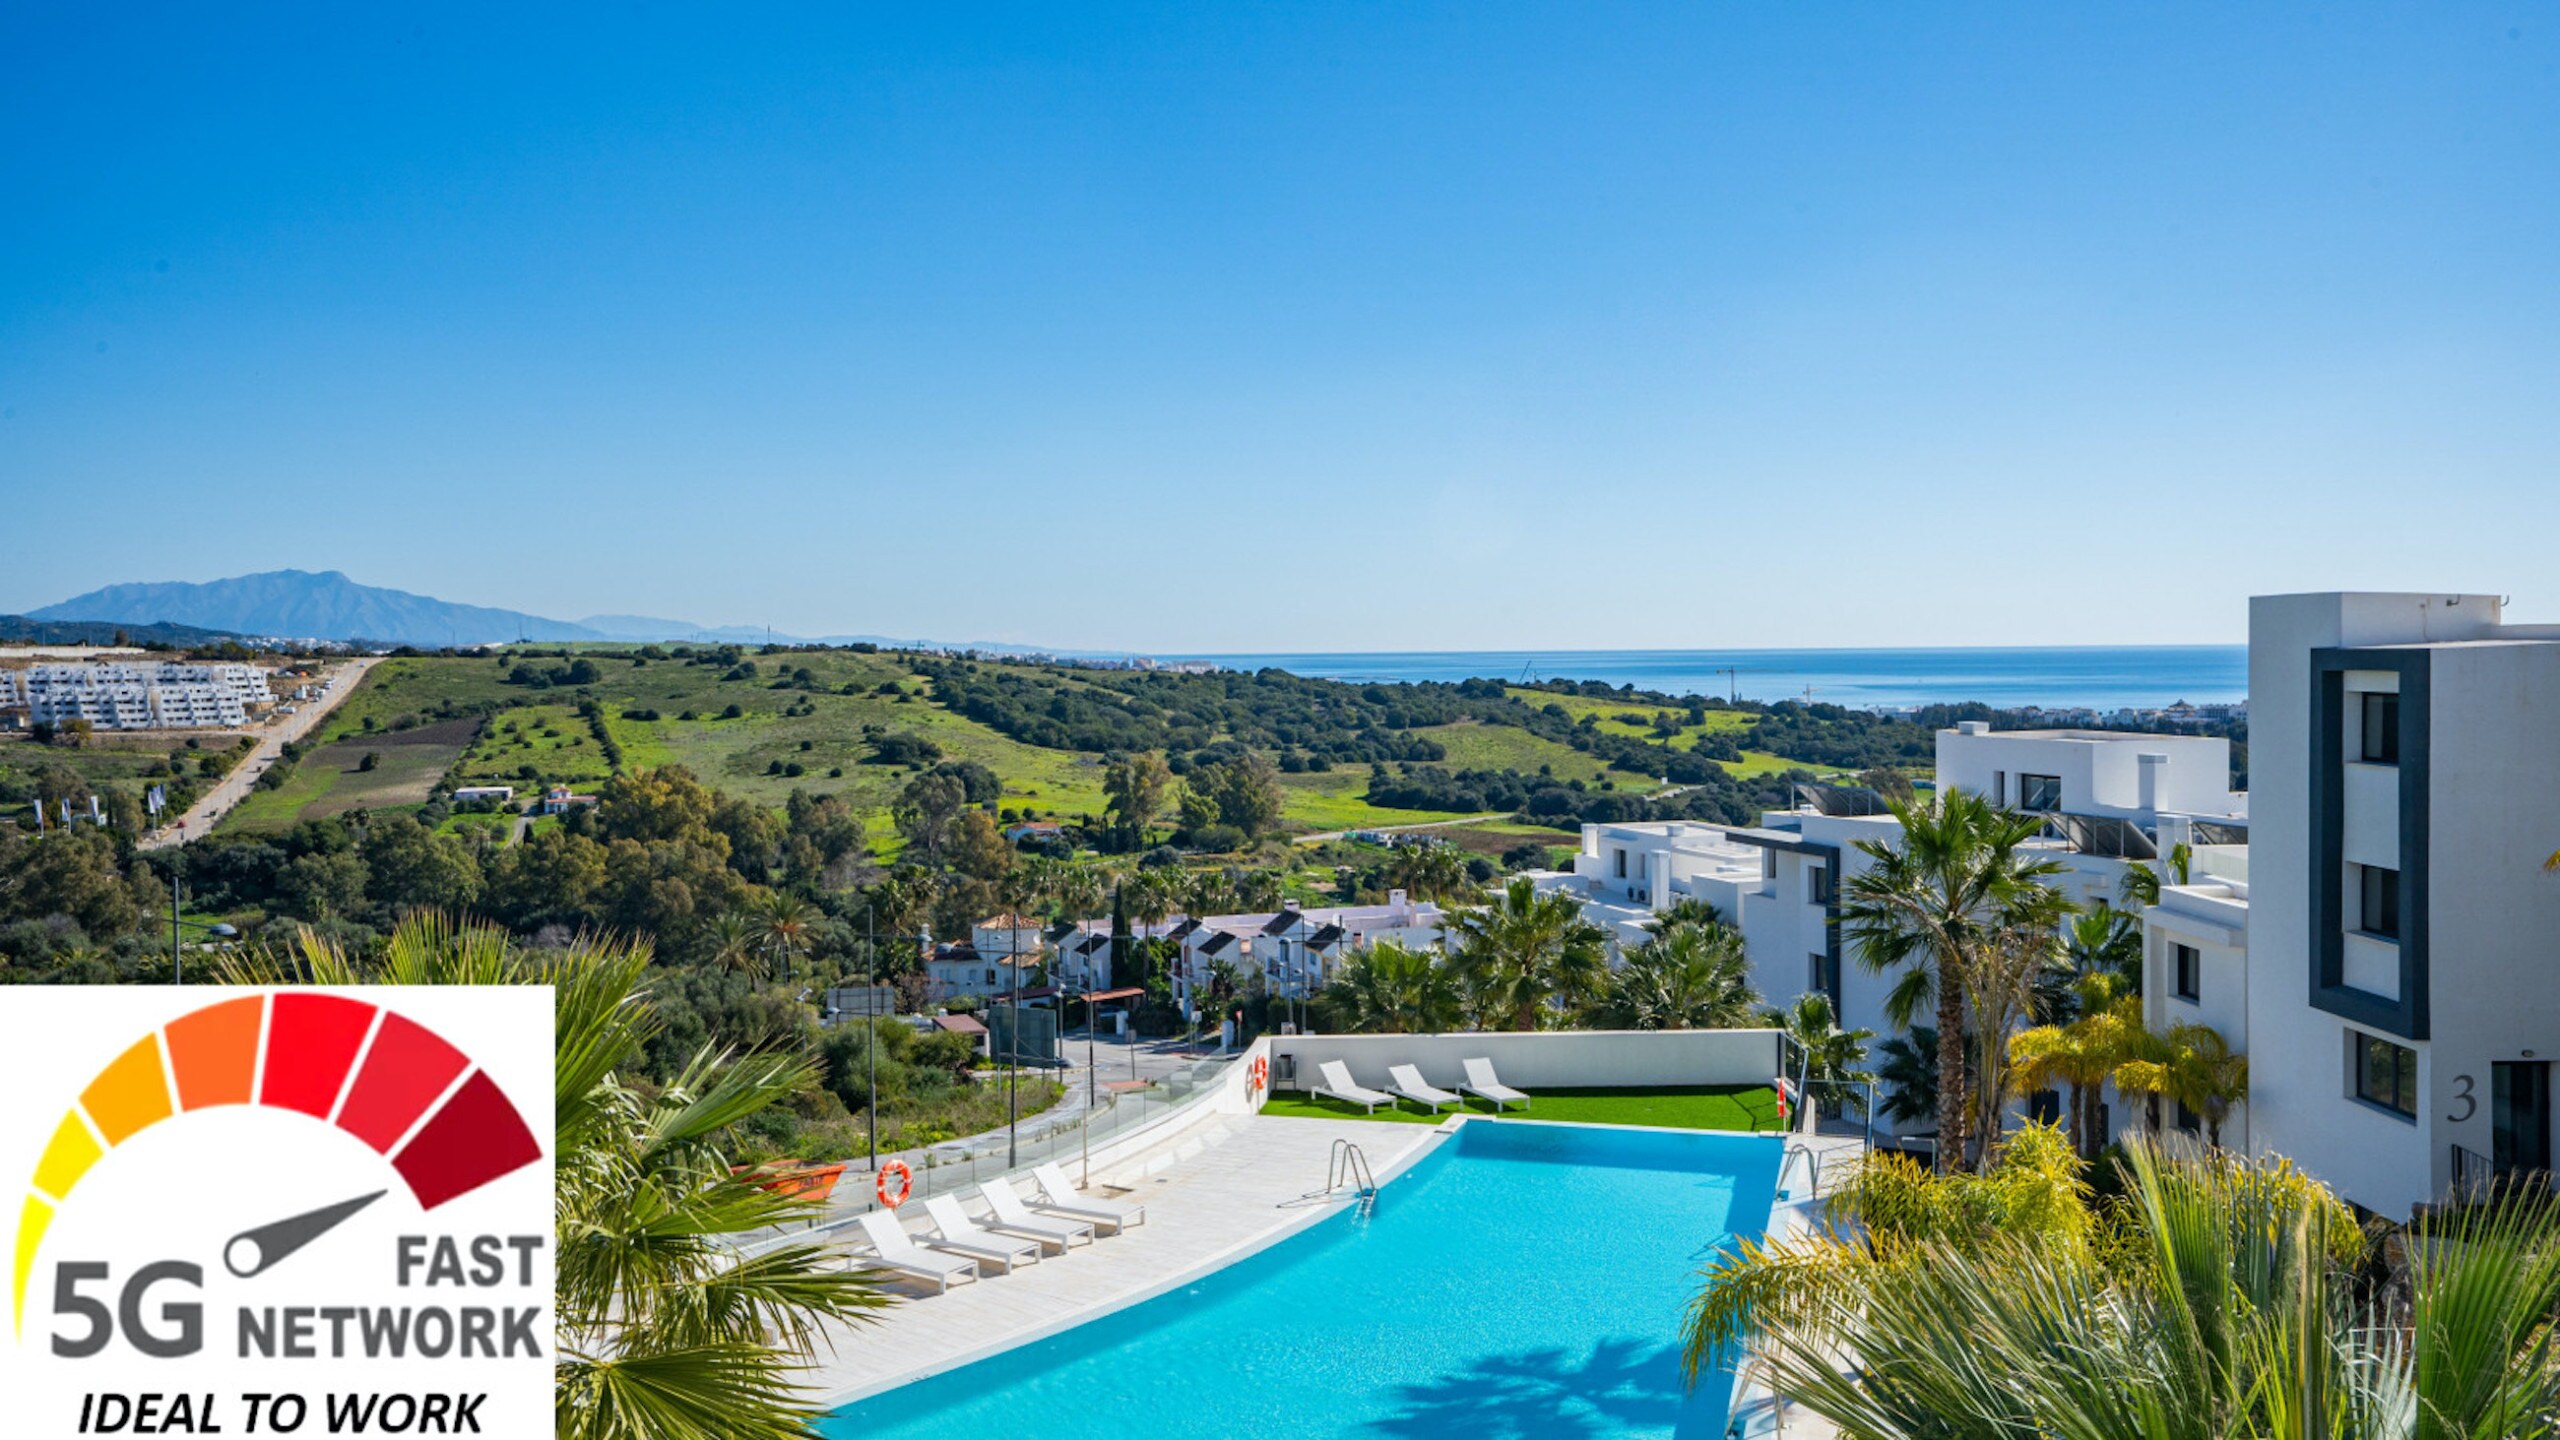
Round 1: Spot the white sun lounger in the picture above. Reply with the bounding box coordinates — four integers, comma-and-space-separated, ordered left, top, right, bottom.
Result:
1314, 1060, 1396, 1114
921, 1195, 1044, 1273
977, 1181, 1095, 1252
1387, 1063, 1462, 1113
1032, 1163, 1146, 1232
1459, 1057, 1531, 1112
855, 1210, 978, 1293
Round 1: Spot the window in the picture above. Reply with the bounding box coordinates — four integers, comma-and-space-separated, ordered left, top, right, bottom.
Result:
1807, 863, 1833, 905
2173, 943, 2201, 1002
2175, 1100, 2202, 1134
1808, 951, 1838, 1000
2354, 1033, 2418, 1117
2358, 865, 2400, 940
2360, 691, 2400, 765
2018, 774, 2063, 812
1613, 849, 1627, 879
1992, 770, 2006, 805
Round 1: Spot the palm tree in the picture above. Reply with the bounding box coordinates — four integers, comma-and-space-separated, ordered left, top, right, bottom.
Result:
2007, 976, 2142, 1159
1873, 1025, 1944, 1131
1686, 1137, 2560, 1438
1319, 940, 1463, 1034
224, 917, 889, 1440
1599, 921, 1761, 1030
2116, 838, 2194, 909
2116, 1020, 2249, 1147
1839, 791, 2066, 1171
756, 892, 813, 982
2042, 908, 2143, 1020
1179, 867, 1232, 919
1641, 896, 1726, 939
1384, 842, 1470, 903
703, 909, 764, 979
1762, 992, 1875, 1124
1447, 876, 1611, 1030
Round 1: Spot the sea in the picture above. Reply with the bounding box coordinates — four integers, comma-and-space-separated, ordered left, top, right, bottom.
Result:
1164, 646, 2248, 713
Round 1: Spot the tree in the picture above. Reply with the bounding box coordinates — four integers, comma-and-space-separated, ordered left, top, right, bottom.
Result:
951, 810, 1013, 883
1839, 791, 2066, 1172
2117, 839, 2193, 909
1764, 992, 1875, 1121
1100, 752, 1173, 852
360, 819, 484, 917
220, 916, 890, 1440
1383, 842, 1470, 903
891, 773, 969, 868
1682, 1137, 2560, 1440
757, 893, 814, 982
1446, 877, 1610, 1030
1191, 753, 1284, 839
595, 765, 722, 848
2007, 978, 2143, 1160
704, 910, 764, 979
1599, 921, 1761, 1030
2115, 1021, 2249, 1147
0, 829, 141, 942
1873, 1025, 1944, 1131
1319, 940, 1463, 1034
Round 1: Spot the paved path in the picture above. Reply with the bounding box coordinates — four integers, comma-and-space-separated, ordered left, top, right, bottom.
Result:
141, 657, 378, 850
803, 1111, 1443, 1407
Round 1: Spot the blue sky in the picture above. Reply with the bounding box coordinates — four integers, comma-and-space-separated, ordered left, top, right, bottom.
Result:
4, 5, 2555, 650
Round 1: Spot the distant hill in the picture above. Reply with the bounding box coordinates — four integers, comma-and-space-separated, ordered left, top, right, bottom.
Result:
27, 570, 1080, 653
0, 614, 257, 648
30, 570, 609, 648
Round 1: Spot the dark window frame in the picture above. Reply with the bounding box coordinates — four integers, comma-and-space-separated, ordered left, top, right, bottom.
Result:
2359, 691, 2400, 765
2353, 1032, 2419, 1118
2358, 864, 2400, 941
2173, 942, 2201, 1002
2018, 773, 2063, 813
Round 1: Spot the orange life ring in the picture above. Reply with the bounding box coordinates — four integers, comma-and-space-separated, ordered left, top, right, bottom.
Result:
876, 1158, 913, 1208
1249, 1055, 1268, 1091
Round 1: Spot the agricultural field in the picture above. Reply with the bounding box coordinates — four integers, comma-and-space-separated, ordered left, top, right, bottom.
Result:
1413, 718, 1622, 785
223, 718, 479, 832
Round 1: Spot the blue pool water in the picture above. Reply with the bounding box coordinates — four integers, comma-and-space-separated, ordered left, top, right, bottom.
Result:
819, 1122, 1780, 1440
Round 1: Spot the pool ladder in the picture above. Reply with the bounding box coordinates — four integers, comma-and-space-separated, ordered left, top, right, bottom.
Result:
1328, 1138, 1378, 1214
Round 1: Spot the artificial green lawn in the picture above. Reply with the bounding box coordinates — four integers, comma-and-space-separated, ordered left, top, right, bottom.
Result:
1259, 1083, 1781, 1132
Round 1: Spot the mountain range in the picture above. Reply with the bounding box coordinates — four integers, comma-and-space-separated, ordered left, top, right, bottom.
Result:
27, 570, 1061, 653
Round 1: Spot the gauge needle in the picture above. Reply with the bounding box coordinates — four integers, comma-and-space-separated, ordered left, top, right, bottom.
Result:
224, 1190, 387, 1279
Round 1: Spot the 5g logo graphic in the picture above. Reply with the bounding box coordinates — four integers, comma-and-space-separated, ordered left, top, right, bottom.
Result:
2, 990, 555, 1437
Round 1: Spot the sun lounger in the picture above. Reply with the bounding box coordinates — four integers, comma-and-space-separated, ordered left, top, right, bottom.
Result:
1387, 1063, 1462, 1113
977, 1181, 1095, 1252
1313, 1060, 1396, 1114
1032, 1163, 1146, 1232
855, 1210, 978, 1293
1458, 1057, 1530, 1112
921, 1195, 1044, 1273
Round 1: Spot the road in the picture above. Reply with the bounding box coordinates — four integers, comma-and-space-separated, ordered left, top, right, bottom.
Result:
140, 657, 380, 851
1291, 812, 1509, 846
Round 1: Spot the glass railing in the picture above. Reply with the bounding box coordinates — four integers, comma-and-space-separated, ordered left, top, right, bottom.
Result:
741, 1046, 1244, 1254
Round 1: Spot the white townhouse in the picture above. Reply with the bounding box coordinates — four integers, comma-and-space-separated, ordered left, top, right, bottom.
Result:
4, 662, 273, 731
1534, 722, 2252, 1145
1053, 891, 1445, 1015
2238, 592, 2560, 1218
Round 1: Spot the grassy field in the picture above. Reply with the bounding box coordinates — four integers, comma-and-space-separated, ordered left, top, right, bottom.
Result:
217, 652, 1878, 845
1503, 688, 1756, 751
1415, 718, 1622, 784
225, 718, 479, 832
0, 732, 215, 798
1261, 1083, 1781, 1131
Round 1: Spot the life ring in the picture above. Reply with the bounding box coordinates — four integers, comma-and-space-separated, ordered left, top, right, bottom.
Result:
1774, 1077, 1794, 1129
1249, 1055, 1268, 1092
876, 1159, 913, 1208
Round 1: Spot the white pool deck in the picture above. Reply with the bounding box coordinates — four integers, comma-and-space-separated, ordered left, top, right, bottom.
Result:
798, 1108, 1863, 1420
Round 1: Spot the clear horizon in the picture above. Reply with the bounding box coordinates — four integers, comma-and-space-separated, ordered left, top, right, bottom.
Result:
5, 6, 2556, 649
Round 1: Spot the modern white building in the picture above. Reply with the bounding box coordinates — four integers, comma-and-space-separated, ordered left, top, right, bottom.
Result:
1532, 721, 2254, 1145
2, 661, 273, 730
2240, 592, 2560, 1218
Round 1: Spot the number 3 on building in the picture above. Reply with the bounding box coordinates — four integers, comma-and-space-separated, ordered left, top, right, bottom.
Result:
2449, 1074, 2476, 1123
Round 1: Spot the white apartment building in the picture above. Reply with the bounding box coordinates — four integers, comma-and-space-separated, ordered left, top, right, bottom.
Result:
3, 662, 272, 730
1535, 722, 2252, 1144
2241, 592, 2560, 1217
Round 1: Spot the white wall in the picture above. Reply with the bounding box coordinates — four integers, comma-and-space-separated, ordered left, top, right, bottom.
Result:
1266, 1028, 1788, 1094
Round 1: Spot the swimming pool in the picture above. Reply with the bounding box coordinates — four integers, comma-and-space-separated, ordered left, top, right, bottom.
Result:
819, 1120, 1781, 1440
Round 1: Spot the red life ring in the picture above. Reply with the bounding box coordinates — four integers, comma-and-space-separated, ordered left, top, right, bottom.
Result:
1249, 1055, 1268, 1092
876, 1158, 913, 1208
